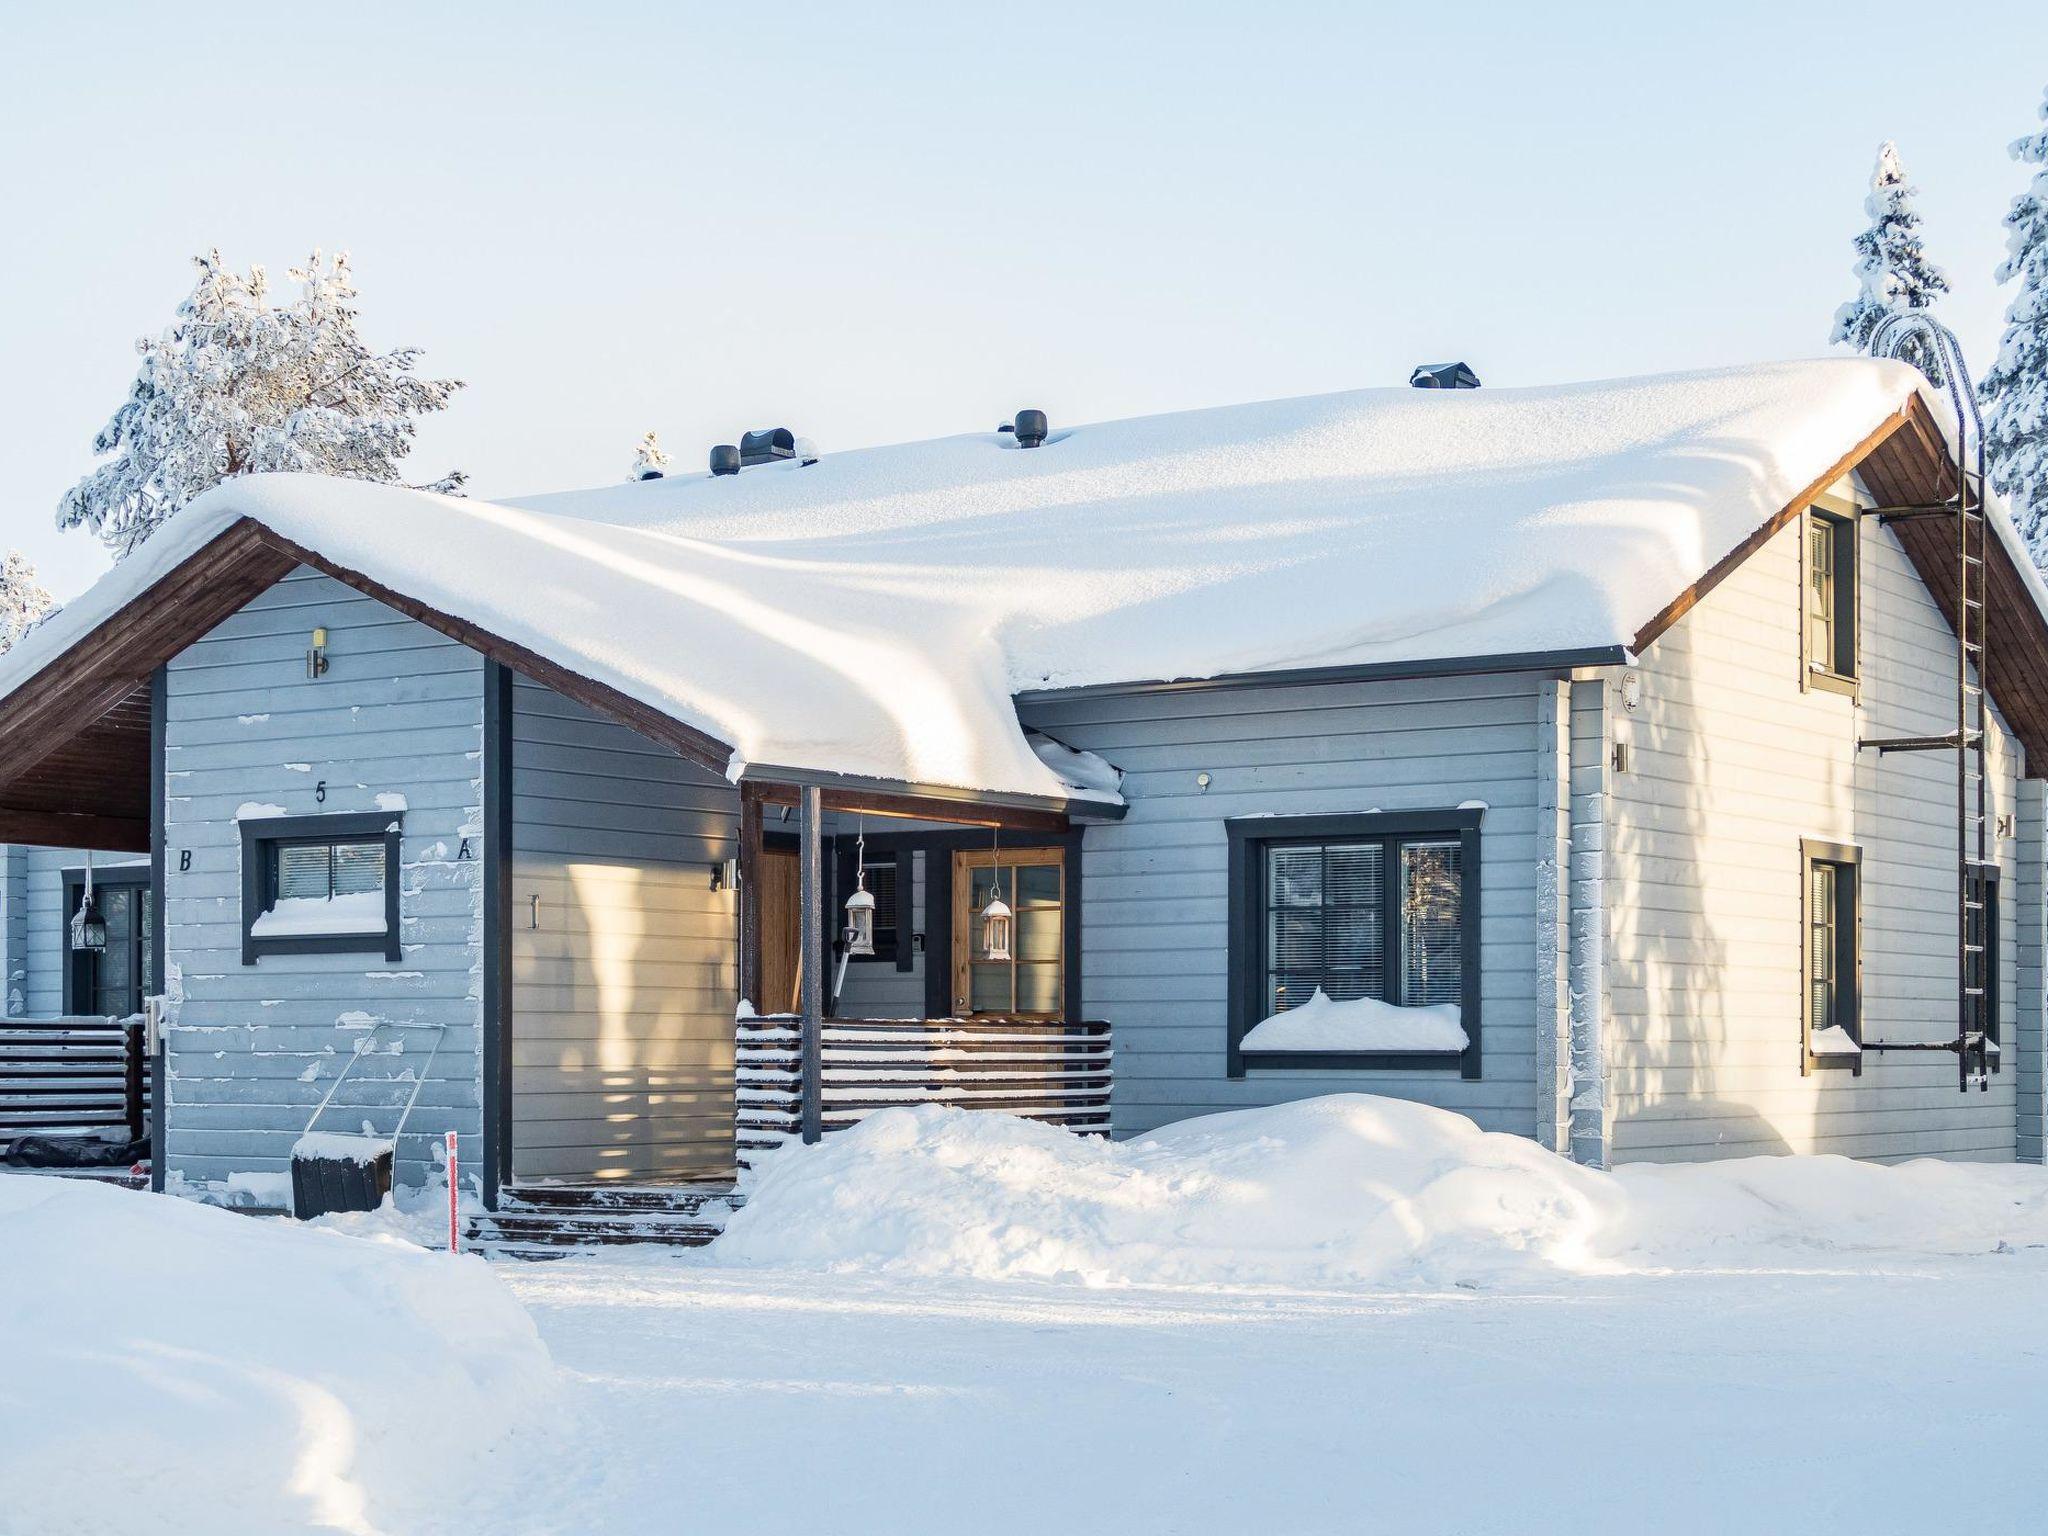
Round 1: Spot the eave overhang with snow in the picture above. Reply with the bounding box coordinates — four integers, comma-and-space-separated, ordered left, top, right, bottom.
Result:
0, 358, 2043, 850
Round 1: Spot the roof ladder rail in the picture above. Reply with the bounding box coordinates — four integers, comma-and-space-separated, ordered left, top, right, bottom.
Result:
1866, 311, 1996, 1092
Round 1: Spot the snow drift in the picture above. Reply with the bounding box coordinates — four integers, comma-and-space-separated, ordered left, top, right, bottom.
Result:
0, 1175, 553, 1535
713, 1097, 1620, 1285
713, 1096, 2048, 1287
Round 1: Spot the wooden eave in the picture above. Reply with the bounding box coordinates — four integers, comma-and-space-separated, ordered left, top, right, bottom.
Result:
0, 517, 736, 851
1634, 396, 2048, 768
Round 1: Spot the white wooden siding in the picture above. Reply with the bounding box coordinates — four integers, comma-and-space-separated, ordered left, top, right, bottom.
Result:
509, 677, 739, 1182
1018, 673, 1545, 1138
1606, 487, 2028, 1162
161, 568, 485, 1194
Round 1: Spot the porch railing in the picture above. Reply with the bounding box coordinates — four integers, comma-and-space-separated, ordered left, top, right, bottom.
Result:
0, 1015, 149, 1144
735, 1015, 1111, 1167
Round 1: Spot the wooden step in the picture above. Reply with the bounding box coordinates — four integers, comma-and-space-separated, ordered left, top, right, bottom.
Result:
500, 1181, 737, 1216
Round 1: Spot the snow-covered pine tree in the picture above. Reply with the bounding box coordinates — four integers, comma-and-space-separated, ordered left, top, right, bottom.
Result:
627, 430, 673, 482
1981, 88, 2048, 561
1831, 141, 1951, 352
0, 551, 53, 654
57, 250, 467, 559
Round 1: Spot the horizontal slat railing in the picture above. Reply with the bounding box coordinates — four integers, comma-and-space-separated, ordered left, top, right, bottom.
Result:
0, 1016, 149, 1141
736, 1015, 1111, 1165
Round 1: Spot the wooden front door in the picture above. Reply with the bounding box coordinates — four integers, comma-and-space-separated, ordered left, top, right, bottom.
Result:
758, 846, 803, 1014
950, 847, 1065, 1018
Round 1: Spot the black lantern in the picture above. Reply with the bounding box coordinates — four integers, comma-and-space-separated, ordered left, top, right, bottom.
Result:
70, 889, 106, 954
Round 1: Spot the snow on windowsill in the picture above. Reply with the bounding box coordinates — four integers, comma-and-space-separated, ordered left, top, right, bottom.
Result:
1810, 1025, 1861, 1056
1241, 988, 1468, 1054
250, 891, 387, 938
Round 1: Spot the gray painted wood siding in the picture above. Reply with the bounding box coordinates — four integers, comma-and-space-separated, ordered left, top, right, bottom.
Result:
1606, 485, 2031, 1162
510, 677, 739, 1182
1018, 673, 1546, 1138
161, 568, 485, 1195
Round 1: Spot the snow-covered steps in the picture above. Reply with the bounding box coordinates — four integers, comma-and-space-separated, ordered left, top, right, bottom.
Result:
468, 1182, 742, 1260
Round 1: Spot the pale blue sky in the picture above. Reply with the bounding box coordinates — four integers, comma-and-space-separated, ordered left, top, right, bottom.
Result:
2, 1, 2041, 599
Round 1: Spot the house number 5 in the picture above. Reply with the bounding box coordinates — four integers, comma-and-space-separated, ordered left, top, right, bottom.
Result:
315, 780, 327, 804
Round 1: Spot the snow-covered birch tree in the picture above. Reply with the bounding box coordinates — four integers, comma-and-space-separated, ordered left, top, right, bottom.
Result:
627, 430, 673, 481
1981, 88, 2048, 561
57, 250, 466, 559
1832, 141, 1950, 352
0, 552, 54, 654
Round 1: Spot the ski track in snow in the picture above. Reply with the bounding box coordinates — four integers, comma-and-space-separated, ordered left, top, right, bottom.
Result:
468, 1253, 2048, 1535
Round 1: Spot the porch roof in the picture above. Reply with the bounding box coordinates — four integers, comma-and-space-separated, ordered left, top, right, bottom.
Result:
0, 356, 2042, 844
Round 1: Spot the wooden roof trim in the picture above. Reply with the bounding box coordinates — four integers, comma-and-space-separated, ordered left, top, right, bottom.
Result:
248, 528, 735, 776
0, 519, 297, 796
1630, 405, 1915, 655
0, 811, 148, 853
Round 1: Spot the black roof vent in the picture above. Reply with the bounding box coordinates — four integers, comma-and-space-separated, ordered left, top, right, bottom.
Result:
709, 444, 741, 476
637, 467, 664, 482
1410, 362, 1481, 390
1014, 409, 1048, 448
740, 427, 797, 466
998, 421, 1014, 434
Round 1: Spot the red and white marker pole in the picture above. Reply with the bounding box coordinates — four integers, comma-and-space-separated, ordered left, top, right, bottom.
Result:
445, 1130, 460, 1254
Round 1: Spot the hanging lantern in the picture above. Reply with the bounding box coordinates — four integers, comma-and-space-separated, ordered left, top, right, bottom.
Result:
844, 875, 877, 957
980, 879, 1013, 961
70, 857, 107, 954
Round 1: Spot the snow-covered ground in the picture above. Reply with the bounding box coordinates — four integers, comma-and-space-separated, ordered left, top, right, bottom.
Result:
8, 1097, 2048, 1534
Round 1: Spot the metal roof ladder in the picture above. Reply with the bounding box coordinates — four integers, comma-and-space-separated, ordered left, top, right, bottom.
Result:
1855, 314, 1998, 1092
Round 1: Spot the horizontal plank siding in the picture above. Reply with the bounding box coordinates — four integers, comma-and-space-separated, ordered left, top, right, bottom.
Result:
1020, 672, 1545, 1137
161, 568, 485, 1195
1608, 485, 2027, 1163
510, 676, 739, 1182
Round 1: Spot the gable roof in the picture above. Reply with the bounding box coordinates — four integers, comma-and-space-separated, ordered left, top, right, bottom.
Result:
0, 356, 2041, 836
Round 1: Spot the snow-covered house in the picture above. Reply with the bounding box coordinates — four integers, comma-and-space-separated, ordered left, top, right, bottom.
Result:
1, 357, 2043, 1223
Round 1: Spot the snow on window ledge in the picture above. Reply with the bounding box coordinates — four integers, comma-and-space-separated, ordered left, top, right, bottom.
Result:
1241, 989, 1468, 1054
249, 891, 388, 939
1809, 1024, 1861, 1057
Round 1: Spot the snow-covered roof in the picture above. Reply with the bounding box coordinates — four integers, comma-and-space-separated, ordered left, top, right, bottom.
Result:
0, 358, 1996, 801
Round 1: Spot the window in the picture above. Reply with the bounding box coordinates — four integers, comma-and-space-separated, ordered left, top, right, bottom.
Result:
1966, 863, 1999, 1051
1228, 810, 1482, 1077
1805, 508, 1857, 690
834, 842, 909, 967
241, 812, 402, 963
1802, 839, 1861, 1072
62, 867, 154, 1017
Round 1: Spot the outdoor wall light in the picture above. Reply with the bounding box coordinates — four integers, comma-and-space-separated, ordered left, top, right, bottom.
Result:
307, 627, 330, 679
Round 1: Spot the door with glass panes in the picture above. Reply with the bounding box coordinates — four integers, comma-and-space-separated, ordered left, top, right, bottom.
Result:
949, 847, 1065, 1018
63, 869, 154, 1018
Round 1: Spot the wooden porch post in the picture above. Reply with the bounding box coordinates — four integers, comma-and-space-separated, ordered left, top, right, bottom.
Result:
798, 783, 825, 1144
738, 785, 765, 1009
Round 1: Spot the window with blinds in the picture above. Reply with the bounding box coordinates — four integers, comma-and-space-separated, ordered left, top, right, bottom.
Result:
276, 838, 387, 901
1261, 834, 1465, 1017
240, 813, 403, 963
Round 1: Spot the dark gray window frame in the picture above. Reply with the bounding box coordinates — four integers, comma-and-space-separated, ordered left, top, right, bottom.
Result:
1803, 506, 1859, 697
240, 811, 403, 964
1967, 861, 2000, 1052
832, 837, 914, 970
1227, 808, 1483, 1080
1800, 837, 1862, 1075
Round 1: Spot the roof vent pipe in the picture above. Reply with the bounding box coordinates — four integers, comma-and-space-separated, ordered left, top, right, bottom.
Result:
1014, 409, 1048, 448
1409, 362, 1481, 390
709, 444, 741, 476
740, 427, 797, 466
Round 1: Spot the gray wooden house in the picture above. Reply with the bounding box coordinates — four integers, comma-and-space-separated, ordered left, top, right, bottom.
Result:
1, 355, 2042, 1242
